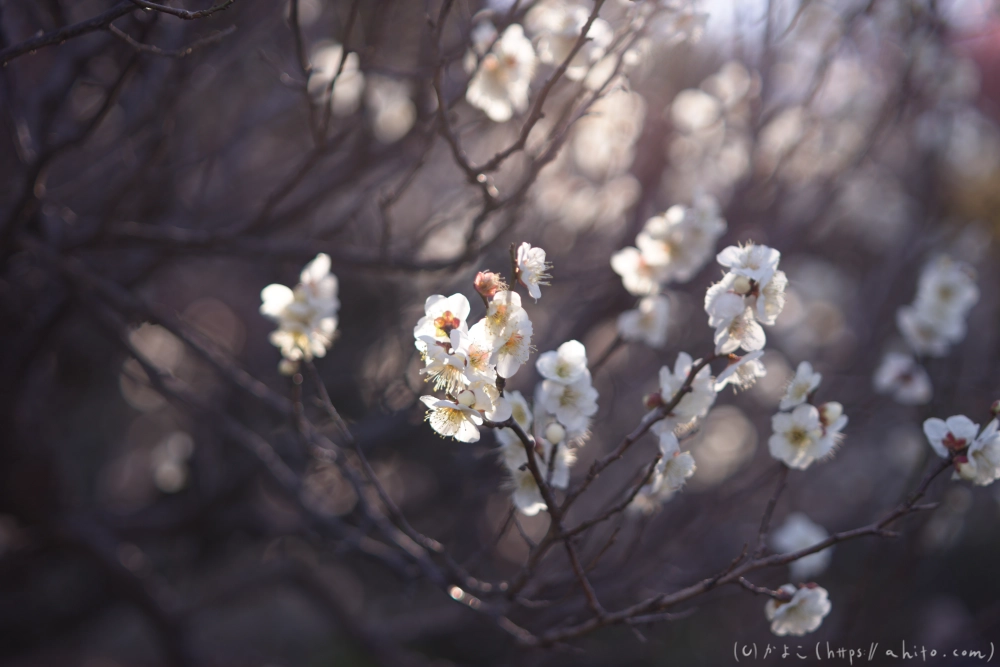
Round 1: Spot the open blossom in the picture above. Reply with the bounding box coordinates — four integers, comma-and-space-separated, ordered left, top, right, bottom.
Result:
516, 242, 552, 301
501, 436, 574, 515
955, 419, 1000, 486
611, 245, 667, 296
657, 352, 716, 422
493, 308, 534, 378
413, 293, 471, 349
896, 305, 964, 357
714, 351, 766, 392
657, 430, 696, 492
754, 270, 788, 326
716, 243, 781, 285
713, 304, 766, 355
913, 255, 979, 321
630, 430, 695, 513
923, 414, 979, 459
765, 584, 832, 637
536, 339, 589, 385
894, 255, 979, 358
526, 1, 613, 81
495, 390, 532, 448
771, 513, 832, 581
260, 253, 340, 371
780, 361, 822, 410
484, 290, 523, 341
873, 352, 931, 405
420, 395, 483, 443
537, 376, 599, 431
769, 404, 831, 470
466, 24, 537, 122
636, 197, 728, 283
417, 330, 469, 396
617, 295, 670, 348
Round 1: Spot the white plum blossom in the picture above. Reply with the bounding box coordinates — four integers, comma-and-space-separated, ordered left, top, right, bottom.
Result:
413, 293, 471, 349
501, 435, 574, 515
466, 24, 537, 122
611, 197, 728, 297
780, 361, 822, 410
308, 42, 365, 116
955, 419, 1000, 486
260, 253, 340, 372
525, 1, 613, 81
536, 339, 589, 385
714, 351, 766, 392
713, 305, 766, 355
617, 295, 671, 348
657, 352, 716, 422
516, 242, 552, 301
754, 269, 788, 326
716, 243, 781, 285
484, 290, 524, 341
636, 197, 728, 283
704, 244, 786, 353
493, 309, 534, 378
923, 414, 979, 459
611, 246, 666, 296
913, 255, 979, 322
896, 305, 964, 357
537, 376, 599, 431
630, 430, 696, 513
421, 395, 483, 443
873, 352, 932, 405
657, 430, 697, 492
495, 390, 533, 448
417, 330, 470, 396
771, 513, 832, 581
892, 255, 979, 359
769, 404, 830, 470
765, 584, 832, 637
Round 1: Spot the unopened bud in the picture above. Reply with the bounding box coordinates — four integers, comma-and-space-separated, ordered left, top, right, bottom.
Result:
991, 400, 1000, 417
545, 422, 566, 444
819, 401, 843, 426
457, 389, 476, 407
732, 275, 752, 295
644, 392, 664, 409
474, 271, 504, 300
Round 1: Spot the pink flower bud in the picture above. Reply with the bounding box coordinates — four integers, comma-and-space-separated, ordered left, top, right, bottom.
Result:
474, 271, 504, 300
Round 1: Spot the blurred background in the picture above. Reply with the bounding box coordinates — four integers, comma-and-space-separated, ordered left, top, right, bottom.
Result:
1, 0, 1000, 664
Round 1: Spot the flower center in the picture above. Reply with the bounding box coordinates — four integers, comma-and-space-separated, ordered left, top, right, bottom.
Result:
434, 311, 461, 338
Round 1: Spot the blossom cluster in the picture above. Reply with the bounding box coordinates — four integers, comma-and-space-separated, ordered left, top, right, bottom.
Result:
923, 410, 1000, 486
874, 256, 979, 405
769, 361, 847, 470
495, 340, 599, 515
704, 242, 786, 356
629, 351, 715, 512
612, 195, 727, 347
464, 1, 704, 123
260, 253, 340, 375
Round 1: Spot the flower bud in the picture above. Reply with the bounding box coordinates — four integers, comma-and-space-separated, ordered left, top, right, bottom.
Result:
457, 389, 476, 407
819, 401, 843, 426
992, 400, 1000, 417
643, 392, 664, 409
474, 271, 504, 300
545, 422, 566, 444
732, 275, 752, 295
